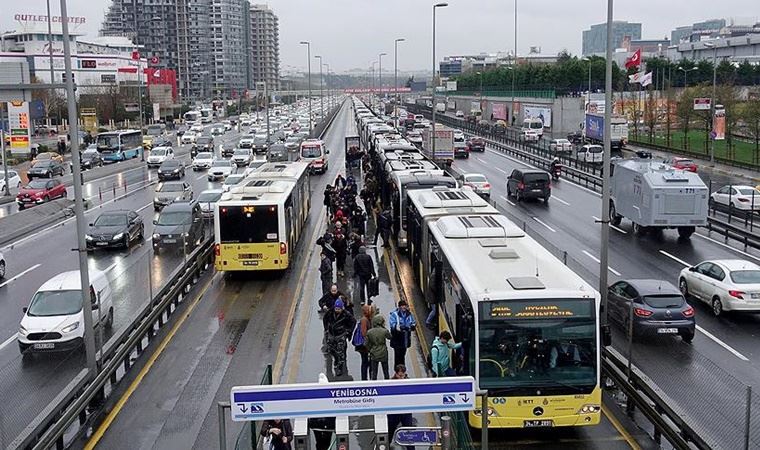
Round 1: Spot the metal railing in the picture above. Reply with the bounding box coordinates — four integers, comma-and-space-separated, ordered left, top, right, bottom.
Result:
448, 89, 556, 99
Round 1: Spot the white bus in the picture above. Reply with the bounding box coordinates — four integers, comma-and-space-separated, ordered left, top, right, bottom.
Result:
214, 162, 310, 272
200, 108, 213, 124
184, 111, 201, 123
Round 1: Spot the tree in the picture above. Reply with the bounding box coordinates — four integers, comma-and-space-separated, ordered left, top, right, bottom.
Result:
715, 84, 740, 157
740, 97, 760, 164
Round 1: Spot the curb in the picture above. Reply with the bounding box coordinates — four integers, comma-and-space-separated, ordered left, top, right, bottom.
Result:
0, 199, 75, 248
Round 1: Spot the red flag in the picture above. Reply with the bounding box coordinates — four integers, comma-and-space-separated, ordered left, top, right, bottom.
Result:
625, 48, 641, 69
131, 50, 140, 61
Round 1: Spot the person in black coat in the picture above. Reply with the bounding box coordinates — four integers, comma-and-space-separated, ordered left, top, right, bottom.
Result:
323, 185, 333, 218
353, 246, 376, 305
319, 252, 333, 295
333, 232, 348, 277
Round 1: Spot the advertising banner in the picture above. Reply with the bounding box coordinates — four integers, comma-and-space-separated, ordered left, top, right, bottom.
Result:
712, 108, 725, 141
523, 105, 552, 127
445, 81, 457, 92
492, 103, 507, 121
693, 98, 711, 111
7, 101, 31, 155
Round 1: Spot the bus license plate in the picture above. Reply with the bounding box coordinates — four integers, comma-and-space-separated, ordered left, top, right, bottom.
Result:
243, 261, 259, 266
34, 343, 55, 350
657, 328, 678, 334
524, 420, 553, 428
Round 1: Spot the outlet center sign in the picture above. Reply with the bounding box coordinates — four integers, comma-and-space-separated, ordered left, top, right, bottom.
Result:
7, 101, 31, 155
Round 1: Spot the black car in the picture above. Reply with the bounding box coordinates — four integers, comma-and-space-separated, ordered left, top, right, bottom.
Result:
608, 279, 695, 342
506, 169, 551, 202
221, 141, 237, 158
27, 160, 64, 178
252, 136, 270, 153
152, 138, 174, 149
157, 160, 186, 180
152, 201, 205, 253
267, 144, 289, 162
567, 131, 585, 145
193, 136, 215, 155
80, 151, 103, 170
86, 210, 144, 250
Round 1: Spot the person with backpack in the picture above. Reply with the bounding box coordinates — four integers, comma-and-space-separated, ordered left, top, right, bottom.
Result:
430, 331, 462, 377
366, 314, 392, 380
323, 299, 356, 377
389, 300, 417, 367
352, 304, 376, 380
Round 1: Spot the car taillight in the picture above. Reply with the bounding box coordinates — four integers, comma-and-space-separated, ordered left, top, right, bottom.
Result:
517, 182, 525, 190
634, 307, 653, 317
483, 183, 490, 188
729, 290, 745, 299
214, 244, 220, 256
280, 242, 287, 255
683, 306, 695, 318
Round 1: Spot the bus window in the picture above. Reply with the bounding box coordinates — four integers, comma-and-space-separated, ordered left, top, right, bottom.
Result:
219, 205, 279, 243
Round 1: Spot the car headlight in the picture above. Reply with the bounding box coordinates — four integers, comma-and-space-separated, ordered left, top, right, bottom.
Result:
173, 169, 179, 173
18, 325, 28, 336
85, 235, 94, 241
152, 233, 161, 240
158, 170, 163, 174
175, 196, 182, 201
61, 322, 80, 333
181, 232, 189, 238
113, 233, 124, 241
154, 197, 160, 202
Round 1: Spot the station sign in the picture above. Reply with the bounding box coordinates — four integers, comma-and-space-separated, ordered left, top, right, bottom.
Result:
230, 376, 476, 422
6, 101, 31, 154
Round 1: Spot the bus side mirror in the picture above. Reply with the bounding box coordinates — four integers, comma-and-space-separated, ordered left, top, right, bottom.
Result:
601, 324, 612, 347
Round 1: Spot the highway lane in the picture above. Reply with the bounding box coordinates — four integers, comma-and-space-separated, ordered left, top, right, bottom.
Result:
451, 144, 760, 449
0, 120, 250, 447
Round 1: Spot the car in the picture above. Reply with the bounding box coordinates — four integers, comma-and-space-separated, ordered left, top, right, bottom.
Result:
0, 169, 21, 193
18, 269, 113, 355
521, 129, 540, 142
608, 279, 695, 342
455, 110, 465, 118
238, 134, 255, 149
284, 135, 303, 152
197, 189, 223, 217
679, 259, 760, 316
157, 160, 186, 181
670, 157, 698, 172
80, 150, 103, 170
506, 168, 551, 203
458, 173, 491, 198
567, 131, 585, 145
17, 179, 66, 208
181, 131, 197, 144
86, 210, 144, 250
27, 160, 65, 179
710, 185, 760, 211
222, 121, 233, 131
466, 137, 485, 152
577, 144, 604, 164
252, 134, 270, 153
244, 157, 267, 176
210, 125, 225, 136
31, 152, 64, 166
453, 141, 469, 159
147, 146, 175, 168
152, 201, 205, 253
193, 135, 215, 155
549, 138, 573, 154
153, 181, 193, 211
231, 148, 253, 167
240, 119, 252, 127
207, 159, 235, 181
192, 152, 214, 171
190, 123, 204, 133
222, 174, 246, 192
0, 251, 5, 278
267, 143, 289, 162
221, 141, 237, 158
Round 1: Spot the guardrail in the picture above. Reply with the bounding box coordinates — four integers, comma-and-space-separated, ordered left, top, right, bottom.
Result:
629, 138, 760, 172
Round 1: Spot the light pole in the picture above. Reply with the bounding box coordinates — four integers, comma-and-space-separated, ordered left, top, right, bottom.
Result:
378, 52, 387, 100
600, 0, 614, 327
371, 61, 377, 106
704, 41, 718, 165
315, 55, 323, 117
300, 41, 312, 133
432, 2, 448, 165
324, 63, 331, 111
511, 0, 518, 126
678, 65, 698, 87
131, 0, 146, 161
394, 38, 405, 127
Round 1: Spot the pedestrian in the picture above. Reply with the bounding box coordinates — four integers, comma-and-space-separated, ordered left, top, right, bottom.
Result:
353, 246, 376, 305
308, 417, 335, 450
322, 299, 356, 376
318, 284, 346, 311
389, 300, 417, 367
366, 314, 391, 380
430, 330, 462, 377
348, 232, 364, 261
373, 208, 392, 247
323, 185, 333, 218
260, 418, 294, 450
317, 232, 336, 262
360, 185, 374, 216
354, 304, 376, 380
334, 173, 346, 189
319, 252, 333, 295
333, 232, 347, 277
351, 207, 366, 238
388, 365, 414, 450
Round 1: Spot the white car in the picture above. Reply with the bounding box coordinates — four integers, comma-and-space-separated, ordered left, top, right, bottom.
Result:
550, 138, 573, 154
222, 174, 246, 192
710, 185, 760, 211
207, 159, 235, 181
0, 251, 5, 278
210, 125, 225, 136
181, 131, 197, 145
0, 169, 22, 193
458, 173, 491, 198
455, 110, 465, 118
146, 146, 175, 168
190, 123, 204, 133
521, 129, 540, 142
238, 134, 255, 149
577, 144, 603, 164
192, 152, 214, 171
680, 259, 760, 316
244, 157, 267, 176
231, 149, 253, 167
18, 269, 113, 355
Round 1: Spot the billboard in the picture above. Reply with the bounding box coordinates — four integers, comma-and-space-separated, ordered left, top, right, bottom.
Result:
492, 103, 507, 121
523, 105, 552, 127
693, 98, 711, 111
712, 108, 725, 140
7, 101, 31, 155
445, 81, 457, 92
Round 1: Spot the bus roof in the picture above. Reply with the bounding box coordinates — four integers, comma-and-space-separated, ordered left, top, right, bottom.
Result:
407, 186, 497, 217
428, 213, 598, 304
220, 179, 296, 204
249, 161, 310, 180
392, 171, 456, 190
97, 129, 140, 136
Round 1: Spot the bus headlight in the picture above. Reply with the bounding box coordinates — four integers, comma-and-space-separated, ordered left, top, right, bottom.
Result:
577, 404, 601, 414
472, 407, 496, 417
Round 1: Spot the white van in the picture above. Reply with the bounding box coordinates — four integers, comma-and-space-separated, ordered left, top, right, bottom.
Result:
18, 269, 113, 355
435, 103, 446, 114
521, 118, 544, 139
300, 139, 329, 174
578, 144, 604, 164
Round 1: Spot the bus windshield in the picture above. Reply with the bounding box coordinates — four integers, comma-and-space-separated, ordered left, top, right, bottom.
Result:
96, 135, 119, 151
219, 205, 279, 243
478, 299, 597, 396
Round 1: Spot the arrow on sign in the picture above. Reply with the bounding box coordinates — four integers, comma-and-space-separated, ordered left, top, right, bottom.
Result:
238, 403, 248, 413
460, 393, 470, 403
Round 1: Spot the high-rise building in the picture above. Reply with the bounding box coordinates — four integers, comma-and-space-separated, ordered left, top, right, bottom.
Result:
582, 21, 642, 56
249, 4, 280, 91
209, 0, 249, 98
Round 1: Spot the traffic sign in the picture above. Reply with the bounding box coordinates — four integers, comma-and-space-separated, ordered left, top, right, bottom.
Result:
230, 376, 476, 422
394, 428, 439, 446
150, 56, 160, 65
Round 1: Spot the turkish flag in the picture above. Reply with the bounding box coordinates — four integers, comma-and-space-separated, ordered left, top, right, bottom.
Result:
625, 48, 641, 69
131, 50, 140, 60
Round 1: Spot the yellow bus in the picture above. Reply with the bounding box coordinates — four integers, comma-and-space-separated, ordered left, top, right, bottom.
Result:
214, 162, 310, 271
407, 211, 605, 429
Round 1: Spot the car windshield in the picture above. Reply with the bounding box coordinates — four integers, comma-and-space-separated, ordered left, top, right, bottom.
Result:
33, 161, 54, 168
160, 161, 180, 168
147, 126, 163, 136
26, 180, 49, 189
466, 175, 487, 183
212, 160, 232, 167
151, 149, 167, 156
196, 152, 212, 160
642, 295, 684, 308
738, 188, 759, 196
234, 150, 249, 156
36, 153, 52, 160
588, 146, 603, 153
730, 270, 760, 284
94, 214, 127, 226
677, 159, 694, 165
524, 173, 549, 184
156, 211, 191, 226
301, 146, 322, 158
196, 137, 212, 145
28, 290, 82, 317
157, 183, 183, 192
286, 137, 300, 144
198, 192, 222, 202
253, 136, 268, 144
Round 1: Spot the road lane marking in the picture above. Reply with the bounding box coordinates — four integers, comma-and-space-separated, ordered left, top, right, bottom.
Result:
696, 325, 750, 361
136, 202, 153, 213
0, 332, 18, 351
195, 174, 207, 181
532, 217, 556, 233
0, 263, 41, 288
657, 250, 692, 268
499, 195, 516, 206
693, 232, 760, 263
602, 405, 642, 450
582, 250, 621, 276
551, 195, 570, 206
592, 216, 627, 234
474, 157, 487, 164
495, 167, 508, 174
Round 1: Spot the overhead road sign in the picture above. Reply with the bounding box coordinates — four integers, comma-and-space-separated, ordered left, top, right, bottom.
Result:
230, 376, 476, 422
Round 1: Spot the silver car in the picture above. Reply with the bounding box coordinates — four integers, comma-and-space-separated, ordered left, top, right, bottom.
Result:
458, 173, 491, 198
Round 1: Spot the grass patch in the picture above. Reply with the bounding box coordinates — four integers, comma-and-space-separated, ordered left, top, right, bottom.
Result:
632, 129, 760, 166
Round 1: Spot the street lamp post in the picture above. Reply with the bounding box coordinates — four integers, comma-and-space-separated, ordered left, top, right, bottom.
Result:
678, 66, 697, 87
132, 0, 146, 161
432, 3, 448, 165
300, 41, 312, 133
394, 38, 405, 128
600, 0, 614, 326
315, 55, 323, 117
511, 0, 518, 126
324, 63, 331, 111
704, 41, 718, 165
378, 52, 387, 100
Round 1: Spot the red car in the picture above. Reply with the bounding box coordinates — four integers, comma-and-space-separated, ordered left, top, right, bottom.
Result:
670, 157, 698, 172
466, 137, 486, 152
16, 179, 67, 209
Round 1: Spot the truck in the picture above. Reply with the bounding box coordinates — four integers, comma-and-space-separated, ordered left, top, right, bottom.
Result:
467, 101, 482, 123
435, 103, 446, 114
609, 158, 708, 240
584, 113, 628, 149
421, 126, 454, 166
446, 100, 456, 111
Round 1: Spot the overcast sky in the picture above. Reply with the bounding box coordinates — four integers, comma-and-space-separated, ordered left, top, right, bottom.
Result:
3, 1, 757, 73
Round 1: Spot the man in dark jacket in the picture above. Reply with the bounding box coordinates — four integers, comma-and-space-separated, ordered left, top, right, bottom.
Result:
323, 299, 356, 376
319, 284, 347, 311
319, 252, 333, 295
353, 246, 376, 305
260, 419, 294, 450
373, 209, 392, 247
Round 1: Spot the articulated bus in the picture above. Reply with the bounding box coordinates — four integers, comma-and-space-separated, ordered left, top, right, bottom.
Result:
214, 162, 310, 271
96, 130, 142, 162
407, 211, 603, 429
